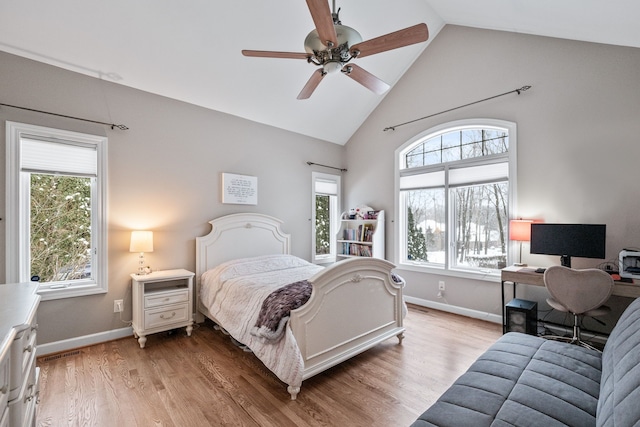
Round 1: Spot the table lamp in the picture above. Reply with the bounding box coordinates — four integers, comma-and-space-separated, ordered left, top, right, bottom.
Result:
130, 230, 153, 275
509, 219, 533, 266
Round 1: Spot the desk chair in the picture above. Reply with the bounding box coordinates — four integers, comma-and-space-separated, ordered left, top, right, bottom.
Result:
544, 265, 614, 351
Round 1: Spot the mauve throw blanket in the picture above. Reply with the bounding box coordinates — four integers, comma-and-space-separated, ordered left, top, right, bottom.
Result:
252, 280, 312, 342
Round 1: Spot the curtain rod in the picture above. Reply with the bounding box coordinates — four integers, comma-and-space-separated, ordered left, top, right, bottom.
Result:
306, 162, 347, 172
0, 102, 129, 130
383, 85, 532, 132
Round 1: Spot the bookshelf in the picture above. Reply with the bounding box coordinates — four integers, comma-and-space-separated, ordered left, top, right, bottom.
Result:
337, 210, 385, 259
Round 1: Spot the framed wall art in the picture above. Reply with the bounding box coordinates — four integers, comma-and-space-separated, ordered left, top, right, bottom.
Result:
221, 173, 258, 205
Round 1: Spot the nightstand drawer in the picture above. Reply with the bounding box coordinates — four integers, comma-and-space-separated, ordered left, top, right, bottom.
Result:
144, 304, 189, 329
144, 289, 189, 309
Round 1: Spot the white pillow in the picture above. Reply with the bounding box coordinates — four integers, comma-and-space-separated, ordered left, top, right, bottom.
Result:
207, 254, 312, 283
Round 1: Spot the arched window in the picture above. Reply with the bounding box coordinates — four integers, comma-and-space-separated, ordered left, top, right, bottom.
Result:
395, 119, 517, 275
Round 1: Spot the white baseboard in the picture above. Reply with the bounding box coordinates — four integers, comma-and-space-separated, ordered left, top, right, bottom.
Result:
37, 326, 133, 357
405, 296, 502, 325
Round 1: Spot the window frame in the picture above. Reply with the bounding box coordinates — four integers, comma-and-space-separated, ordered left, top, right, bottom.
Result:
311, 171, 341, 264
394, 118, 518, 280
6, 121, 108, 300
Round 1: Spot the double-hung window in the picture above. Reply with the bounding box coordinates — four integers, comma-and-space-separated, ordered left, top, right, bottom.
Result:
312, 171, 340, 264
396, 119, 516, 276
6, 122, 108, 300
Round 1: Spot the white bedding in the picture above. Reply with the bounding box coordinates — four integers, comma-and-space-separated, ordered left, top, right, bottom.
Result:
200, 254, 324, 389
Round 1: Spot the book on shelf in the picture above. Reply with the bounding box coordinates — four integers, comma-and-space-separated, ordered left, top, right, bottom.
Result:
340, 243, 372, 257
359, 245, 372, 256
342, 224, 375, 242
362, 224, 373, 242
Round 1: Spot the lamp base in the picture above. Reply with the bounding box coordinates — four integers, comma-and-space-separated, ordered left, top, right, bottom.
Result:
137, 252, 148, 275
514, 262, 528, 267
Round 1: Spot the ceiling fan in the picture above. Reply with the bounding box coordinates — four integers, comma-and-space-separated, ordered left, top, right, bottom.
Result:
241, 0, 429, 100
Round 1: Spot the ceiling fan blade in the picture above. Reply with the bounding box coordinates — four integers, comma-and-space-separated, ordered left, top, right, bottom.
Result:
297, 69, 326, 100
342, 64, 390, 95
242, 50, 310, 60
350, 23, 429, 58
306, 0, 338, 47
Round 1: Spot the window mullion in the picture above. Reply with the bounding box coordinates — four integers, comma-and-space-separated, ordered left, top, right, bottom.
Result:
444, 165, 451, 270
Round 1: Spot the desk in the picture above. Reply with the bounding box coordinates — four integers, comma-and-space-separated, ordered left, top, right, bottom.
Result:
500, 266, 640, 333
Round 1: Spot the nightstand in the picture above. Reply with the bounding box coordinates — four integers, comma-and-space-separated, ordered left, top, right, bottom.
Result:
131, 269, 195, 349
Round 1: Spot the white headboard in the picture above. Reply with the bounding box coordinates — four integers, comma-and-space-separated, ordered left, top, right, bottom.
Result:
195, 213, 291, 280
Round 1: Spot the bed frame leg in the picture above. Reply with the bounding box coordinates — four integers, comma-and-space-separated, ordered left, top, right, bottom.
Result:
287, 385, 300, 400
397, 331, 405, 345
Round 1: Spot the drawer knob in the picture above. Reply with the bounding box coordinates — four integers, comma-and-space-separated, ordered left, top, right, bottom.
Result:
24, 344, 33, 353
160, 312, 176, 320
0, 385, 7, 394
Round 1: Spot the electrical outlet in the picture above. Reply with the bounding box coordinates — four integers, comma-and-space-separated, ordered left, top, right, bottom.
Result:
438, 281, 445, 291
114, 299, 124, 313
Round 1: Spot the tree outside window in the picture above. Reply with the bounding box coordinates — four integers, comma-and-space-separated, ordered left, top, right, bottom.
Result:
312, 172, 340, 263
30, 174, 92, 281
315, 194, 331, 255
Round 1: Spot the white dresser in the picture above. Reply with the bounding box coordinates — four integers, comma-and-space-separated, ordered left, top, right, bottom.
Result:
131, 269, 194, 349
0, 282, 40, 427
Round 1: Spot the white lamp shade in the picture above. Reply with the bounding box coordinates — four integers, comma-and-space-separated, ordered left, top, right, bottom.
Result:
130, 231, 154, 253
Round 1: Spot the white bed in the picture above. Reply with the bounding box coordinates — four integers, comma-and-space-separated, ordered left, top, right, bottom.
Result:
195, 213, 405, 400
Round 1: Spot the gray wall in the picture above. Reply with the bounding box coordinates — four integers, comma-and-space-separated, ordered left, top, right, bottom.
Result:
345, 25, 640, 331
0, 52, 344, 345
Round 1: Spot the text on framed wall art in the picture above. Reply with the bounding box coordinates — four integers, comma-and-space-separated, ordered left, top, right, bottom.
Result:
221, 173, 258, 205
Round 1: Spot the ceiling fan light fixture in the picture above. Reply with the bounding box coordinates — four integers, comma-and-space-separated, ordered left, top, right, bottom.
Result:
304, 24, 362, 53
323, 61, 343, 74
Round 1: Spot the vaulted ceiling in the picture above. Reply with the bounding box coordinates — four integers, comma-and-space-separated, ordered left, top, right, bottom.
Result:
1, 1, 638, 145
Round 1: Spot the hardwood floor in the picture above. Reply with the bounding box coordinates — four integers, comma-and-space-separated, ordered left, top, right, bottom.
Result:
36, 305, 501, 427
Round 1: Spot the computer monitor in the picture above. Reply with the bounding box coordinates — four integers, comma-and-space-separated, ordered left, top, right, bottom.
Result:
530, 223, 606, 267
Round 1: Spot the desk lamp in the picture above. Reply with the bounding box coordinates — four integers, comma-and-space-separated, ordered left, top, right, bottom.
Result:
509, 219, 533, 266
130, 230, 153, 275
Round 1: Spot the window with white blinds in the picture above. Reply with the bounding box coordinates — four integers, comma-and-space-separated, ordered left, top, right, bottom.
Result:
20, 137, 98, 176
399, 160, 509, 190
312, 172, 341, 263
6, 122, 108, 300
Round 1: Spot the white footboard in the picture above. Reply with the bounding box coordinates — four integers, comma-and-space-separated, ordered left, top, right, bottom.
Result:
289, 257, 405, 397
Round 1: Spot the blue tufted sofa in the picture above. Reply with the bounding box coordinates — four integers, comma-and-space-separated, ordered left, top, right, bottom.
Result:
411, 296, 640, 427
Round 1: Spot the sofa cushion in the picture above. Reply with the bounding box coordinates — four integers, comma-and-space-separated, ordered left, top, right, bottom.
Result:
411, 333, 601, 427
597, 297, 640, 427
